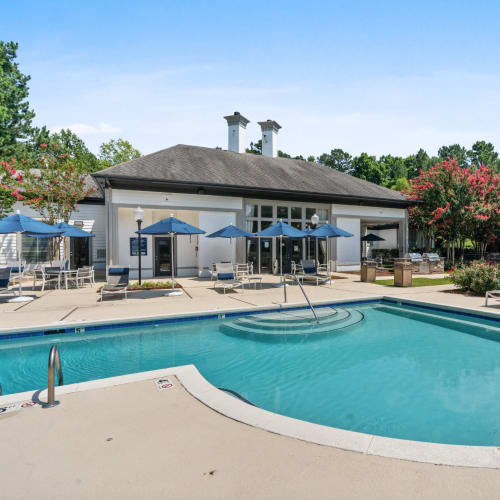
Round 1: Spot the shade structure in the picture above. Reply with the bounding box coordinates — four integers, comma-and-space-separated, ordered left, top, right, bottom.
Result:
206, 224, 253, 239
361, 233, 385, 242
0, 212, 64, 302
309, 223, 354, 275
257, 220, 306, 283
138, 215, 205, 295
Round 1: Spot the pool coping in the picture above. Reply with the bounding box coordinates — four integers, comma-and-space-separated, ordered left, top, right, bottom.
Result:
1, 295, 500, 468
1, 363, 500, 469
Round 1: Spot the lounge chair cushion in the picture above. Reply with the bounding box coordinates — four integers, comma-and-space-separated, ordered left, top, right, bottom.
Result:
108, 267, 129, 275
0, 278, 9, 288
218, 273, 234, 280
303, 266, 317, 274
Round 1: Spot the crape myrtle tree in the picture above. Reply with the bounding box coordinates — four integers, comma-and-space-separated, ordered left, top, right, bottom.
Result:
22, 143, 96, 224
406, 159, 500, 262
0, 157, 24, 217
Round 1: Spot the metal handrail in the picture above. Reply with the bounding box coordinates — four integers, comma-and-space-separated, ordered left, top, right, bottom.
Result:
43, 345, 63, 409
293, 274, 319, 324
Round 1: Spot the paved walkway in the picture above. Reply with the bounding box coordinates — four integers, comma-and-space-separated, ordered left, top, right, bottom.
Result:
2, 376, 500, 500
0, 273, 498, 330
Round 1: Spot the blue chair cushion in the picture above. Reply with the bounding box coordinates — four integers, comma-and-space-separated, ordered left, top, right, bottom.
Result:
9, 266, 24, 273
218, 273, 234, 280
108, 267, 129, 275
0, 279, 9, 288
304, 267, 317, 274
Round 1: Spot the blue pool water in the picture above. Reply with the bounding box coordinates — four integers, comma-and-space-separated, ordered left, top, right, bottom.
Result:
1, 301, 500, 446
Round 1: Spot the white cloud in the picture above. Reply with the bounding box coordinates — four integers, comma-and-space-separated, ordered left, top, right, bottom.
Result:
50, 122, 121, 136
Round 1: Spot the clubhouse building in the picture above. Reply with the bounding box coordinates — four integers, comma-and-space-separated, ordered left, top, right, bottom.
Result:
1, 113, 412, 278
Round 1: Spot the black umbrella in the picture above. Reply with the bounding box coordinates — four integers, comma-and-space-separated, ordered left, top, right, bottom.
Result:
361, 233, 385, 242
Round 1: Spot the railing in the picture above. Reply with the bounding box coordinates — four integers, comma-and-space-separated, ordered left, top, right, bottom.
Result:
42, 345, 63, 409
283, 274, 320, 324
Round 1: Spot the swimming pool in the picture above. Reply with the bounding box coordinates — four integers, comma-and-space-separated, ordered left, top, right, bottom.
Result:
1, 299, 500, 446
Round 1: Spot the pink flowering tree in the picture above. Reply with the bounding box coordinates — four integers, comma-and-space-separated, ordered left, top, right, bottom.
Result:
22, 143, 96, 224
405, 159, 500, 262
0, 158, 25, 218
20, 143, 97, 259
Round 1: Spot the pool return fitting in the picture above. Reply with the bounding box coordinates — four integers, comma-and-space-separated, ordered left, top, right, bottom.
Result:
42, 344, 63, 409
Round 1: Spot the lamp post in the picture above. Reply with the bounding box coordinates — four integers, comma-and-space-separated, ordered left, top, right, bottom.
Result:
134, 206, 144, 285
311, 213, 319, 262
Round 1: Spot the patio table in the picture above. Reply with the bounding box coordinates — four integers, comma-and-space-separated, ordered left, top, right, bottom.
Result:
46, 269, 79, 290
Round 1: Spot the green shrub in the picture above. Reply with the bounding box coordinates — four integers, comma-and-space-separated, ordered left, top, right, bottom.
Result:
450, 262, 500, 295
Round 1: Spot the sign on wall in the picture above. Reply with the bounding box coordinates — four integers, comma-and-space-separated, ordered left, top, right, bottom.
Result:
130, 237, 147, 256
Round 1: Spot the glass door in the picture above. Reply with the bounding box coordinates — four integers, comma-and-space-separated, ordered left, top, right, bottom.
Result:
260, 238, 273, 273
276, 238, 303, 274
70, 238, 90, 268
246, 238, 258, 271
154, 236, 175, 277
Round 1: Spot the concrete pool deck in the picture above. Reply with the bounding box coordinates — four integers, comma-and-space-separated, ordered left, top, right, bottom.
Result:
1, 274, 500, 498
0, 272, 498, 331
1, 370, 500, 500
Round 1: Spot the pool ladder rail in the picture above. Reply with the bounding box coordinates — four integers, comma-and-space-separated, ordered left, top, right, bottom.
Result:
42, 344, 63, 409
283, 274, 319, 324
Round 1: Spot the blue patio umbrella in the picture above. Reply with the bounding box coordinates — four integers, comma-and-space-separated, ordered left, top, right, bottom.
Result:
206, 224, 254, 239
138, 215, 205, 294
257, 220, 306, 283
0, 212, 64, 302
309, 223, 353, 274
52, 222, 95, 238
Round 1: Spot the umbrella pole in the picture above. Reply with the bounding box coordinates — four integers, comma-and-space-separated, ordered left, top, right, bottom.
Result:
8, 232, 34, 302
279, 235, 283, 283
171, 232, 175, 290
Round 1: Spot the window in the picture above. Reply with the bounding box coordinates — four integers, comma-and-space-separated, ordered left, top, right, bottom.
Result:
245, 204, 258, 217
291, 207, 302, 219
306, 208, 316, 220
291, 221, 302, 230
318, 208, 328, 221
21, 235, 49, 263
277, 206, 288, 219
261, 220, 272, 230
261, 205, 273, 218
246, 220, 259, 233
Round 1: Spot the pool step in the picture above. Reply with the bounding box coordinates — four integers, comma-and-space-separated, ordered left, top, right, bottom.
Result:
234, 308, 351, 332
248, 307, 340, 325
377, 304, 500, 341
220, 308, 364, 338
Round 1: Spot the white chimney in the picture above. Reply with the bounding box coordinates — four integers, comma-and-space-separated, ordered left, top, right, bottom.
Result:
224, 111, 250, 154
258, 119, 281, 157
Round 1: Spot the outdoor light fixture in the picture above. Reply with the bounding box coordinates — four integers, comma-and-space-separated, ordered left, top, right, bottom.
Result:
311, 213, 319, 226
134, 206, 144, 285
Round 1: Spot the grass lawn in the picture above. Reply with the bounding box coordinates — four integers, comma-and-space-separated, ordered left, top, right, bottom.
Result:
373, 277, 452, 287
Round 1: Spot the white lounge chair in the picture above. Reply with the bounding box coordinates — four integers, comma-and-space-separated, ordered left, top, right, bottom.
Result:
485, 290, 500, 307
297, 259, 331, 286
214, 263, 243, 294
101, 266, 129, 301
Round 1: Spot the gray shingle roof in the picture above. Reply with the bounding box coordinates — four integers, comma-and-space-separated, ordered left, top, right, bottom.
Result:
94, 144, 409, 205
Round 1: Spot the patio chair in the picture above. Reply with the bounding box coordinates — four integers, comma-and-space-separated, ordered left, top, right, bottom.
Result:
297, 259, 331, 286
214, 263, 243, 294
485, 290, 500, 307
0, 267, 12, 297
101, 266, 129, 301
77, 266, 95, 287
34, 266, 61, 291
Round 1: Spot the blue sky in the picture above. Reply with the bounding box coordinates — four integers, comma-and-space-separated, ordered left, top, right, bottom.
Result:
3, 0, 500, 158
